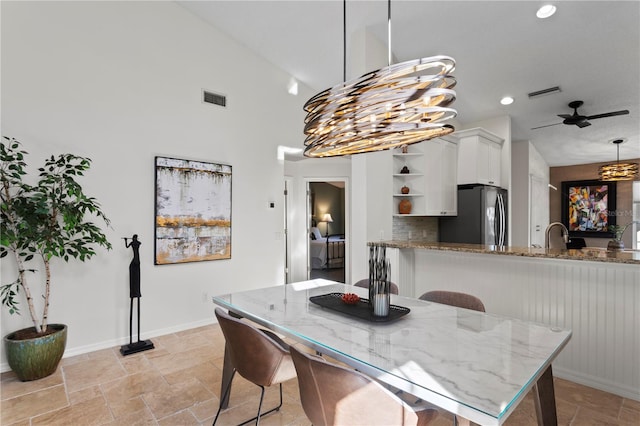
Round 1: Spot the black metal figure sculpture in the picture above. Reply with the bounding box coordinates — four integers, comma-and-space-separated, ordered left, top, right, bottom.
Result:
120, 234, 154, 356
127, 235, 142, 298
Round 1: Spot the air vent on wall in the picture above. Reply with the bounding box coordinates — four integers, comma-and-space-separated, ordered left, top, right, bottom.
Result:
527, 86, 561, 99
203, 90, 226, 107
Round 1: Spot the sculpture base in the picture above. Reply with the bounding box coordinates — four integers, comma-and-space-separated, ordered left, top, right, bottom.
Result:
120, 340, 154, 356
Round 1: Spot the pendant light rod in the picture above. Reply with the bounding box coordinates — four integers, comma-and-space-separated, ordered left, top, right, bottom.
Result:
387, 0, 392, 67
343, 0, 346, 82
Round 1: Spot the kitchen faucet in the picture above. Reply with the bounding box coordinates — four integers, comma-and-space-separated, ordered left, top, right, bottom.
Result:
545, 222, 569, 249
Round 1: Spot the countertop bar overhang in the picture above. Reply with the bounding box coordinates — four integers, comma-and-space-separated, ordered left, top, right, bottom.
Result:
368, 241, 640, 265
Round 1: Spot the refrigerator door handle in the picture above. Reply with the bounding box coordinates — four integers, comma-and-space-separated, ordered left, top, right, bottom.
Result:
494, 195, 499, 245
497, 193, 506, 246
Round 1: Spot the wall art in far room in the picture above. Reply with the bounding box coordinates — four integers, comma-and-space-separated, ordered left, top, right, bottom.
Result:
154, 156, 232, 264
561, 179, 616, 238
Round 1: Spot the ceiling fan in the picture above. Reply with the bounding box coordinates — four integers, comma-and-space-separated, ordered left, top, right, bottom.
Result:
531, 100, 629, 130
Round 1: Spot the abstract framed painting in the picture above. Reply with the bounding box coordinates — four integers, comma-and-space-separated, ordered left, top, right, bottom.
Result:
561, 179, 616, 238
154, 156, 232, 264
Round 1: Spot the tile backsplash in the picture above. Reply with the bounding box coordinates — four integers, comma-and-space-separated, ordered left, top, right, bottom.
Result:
392, 216, 438, 241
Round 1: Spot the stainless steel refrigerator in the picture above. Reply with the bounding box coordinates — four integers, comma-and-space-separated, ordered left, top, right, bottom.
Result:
439, 184, 508, 246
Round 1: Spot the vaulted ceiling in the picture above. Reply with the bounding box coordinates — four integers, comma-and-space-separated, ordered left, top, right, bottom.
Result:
178, 1, 639, 167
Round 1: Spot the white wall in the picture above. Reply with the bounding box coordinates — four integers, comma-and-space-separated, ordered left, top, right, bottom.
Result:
511, 141, 530, 246
349, 28, 395, 283
512, 140, 550, 247
0, 1, 313, 368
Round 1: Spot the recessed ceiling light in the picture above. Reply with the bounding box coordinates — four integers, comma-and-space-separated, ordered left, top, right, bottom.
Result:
536, 4, 557, 19
500, 96, 514, 105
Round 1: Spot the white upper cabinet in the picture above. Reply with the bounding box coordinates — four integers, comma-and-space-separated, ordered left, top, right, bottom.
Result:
455, 128, 504, 187
424, 136, 458, 215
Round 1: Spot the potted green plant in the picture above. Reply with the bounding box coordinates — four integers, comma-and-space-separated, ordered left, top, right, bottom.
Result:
0, 137, 111, 381
607, 221, 638, 251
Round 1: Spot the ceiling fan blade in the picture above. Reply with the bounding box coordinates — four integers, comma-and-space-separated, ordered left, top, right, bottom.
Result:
576, 121, 591, 128
557, 114, 572, 119
531, 122, 562, 130
586, 110, 630, 120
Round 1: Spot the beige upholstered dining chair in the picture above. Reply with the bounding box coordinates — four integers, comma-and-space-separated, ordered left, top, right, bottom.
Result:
213, 307, 297, 425
418, 290, 486, 312
353, 279, 399, 295
290, 346, 438, 426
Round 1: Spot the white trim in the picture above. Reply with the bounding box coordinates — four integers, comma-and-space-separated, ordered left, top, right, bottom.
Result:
305, 177, 350, 282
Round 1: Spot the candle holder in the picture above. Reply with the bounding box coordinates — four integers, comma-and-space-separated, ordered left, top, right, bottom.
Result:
372, 289, 390, 317
369, 244, 391, 317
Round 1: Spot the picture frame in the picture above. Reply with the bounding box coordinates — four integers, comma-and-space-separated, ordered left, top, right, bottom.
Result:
561, 179, 616, 238
154, 156, 232, 264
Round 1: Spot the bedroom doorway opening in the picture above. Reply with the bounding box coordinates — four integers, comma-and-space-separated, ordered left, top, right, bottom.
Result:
307, 180, 347, 283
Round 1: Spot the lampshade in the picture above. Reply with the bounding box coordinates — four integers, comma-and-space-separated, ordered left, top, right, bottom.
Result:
321, 213, 334, 223
303, 1, 456, 157
598, 139, 639, 181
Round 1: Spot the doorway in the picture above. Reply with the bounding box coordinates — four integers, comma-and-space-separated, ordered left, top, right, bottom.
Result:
307, 180, 347, 282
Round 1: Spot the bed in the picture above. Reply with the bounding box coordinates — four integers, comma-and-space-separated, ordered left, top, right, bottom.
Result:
309, 227, 345, 269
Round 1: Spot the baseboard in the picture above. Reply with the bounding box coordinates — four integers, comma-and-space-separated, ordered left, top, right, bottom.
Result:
553, 365, 640, 401
0, 318, 216, 373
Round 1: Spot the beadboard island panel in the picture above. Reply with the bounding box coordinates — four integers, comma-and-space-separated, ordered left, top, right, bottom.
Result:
377, 243, 640, 401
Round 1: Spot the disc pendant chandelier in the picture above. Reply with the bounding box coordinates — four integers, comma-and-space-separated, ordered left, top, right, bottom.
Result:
303, 0, 457, 157
598, 139, 639, 181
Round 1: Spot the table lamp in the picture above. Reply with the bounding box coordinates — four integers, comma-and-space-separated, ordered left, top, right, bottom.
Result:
321, 213, 333, 237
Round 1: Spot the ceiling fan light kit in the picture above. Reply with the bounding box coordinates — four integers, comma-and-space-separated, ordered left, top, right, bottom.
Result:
598, 139, 639, 181
303, 0, 457, 157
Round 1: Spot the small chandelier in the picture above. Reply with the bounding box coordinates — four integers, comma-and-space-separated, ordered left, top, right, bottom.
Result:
303, 1, 457, 157
598, 139, 639, 181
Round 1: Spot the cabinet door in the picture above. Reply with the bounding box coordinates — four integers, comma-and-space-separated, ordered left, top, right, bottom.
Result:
476, 138, 491, 185
455, 129, 503, 187
440, 140, 458, 214
424, 138, 458, 215
487, 141, 502, 187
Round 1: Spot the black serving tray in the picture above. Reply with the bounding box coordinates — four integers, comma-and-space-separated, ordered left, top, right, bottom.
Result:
309, 292, 410, 323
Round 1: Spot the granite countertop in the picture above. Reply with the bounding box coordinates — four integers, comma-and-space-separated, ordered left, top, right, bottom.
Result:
369, 241, 640, 265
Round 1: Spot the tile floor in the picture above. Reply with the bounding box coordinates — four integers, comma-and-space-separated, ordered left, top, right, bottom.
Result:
1, 324, 639, 425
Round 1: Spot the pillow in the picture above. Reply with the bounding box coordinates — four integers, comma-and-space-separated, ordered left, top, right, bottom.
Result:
310, 227, 322, 240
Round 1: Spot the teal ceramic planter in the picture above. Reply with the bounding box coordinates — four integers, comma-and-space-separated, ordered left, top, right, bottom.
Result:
4, 324, 67, 381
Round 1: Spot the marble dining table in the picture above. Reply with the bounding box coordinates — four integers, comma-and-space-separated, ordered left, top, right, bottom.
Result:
212, 279, 572, 426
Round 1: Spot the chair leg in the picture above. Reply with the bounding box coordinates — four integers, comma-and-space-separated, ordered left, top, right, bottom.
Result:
214, 370, 284, 426
213, 369, 237, 425
237, 383, 284, 426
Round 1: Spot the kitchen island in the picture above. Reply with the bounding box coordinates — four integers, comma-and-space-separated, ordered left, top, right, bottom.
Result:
372, 241, 640, 401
